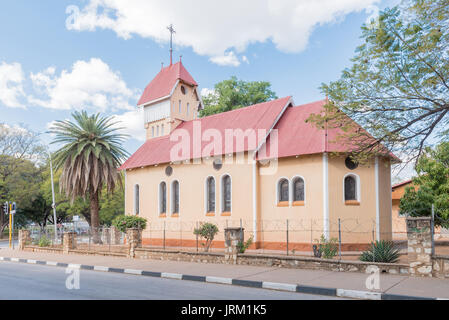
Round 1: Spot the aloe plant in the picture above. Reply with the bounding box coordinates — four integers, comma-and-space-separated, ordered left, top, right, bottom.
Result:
359, 240, 400, 263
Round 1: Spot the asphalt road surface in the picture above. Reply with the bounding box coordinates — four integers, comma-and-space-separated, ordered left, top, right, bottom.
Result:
0, 261, 343, 300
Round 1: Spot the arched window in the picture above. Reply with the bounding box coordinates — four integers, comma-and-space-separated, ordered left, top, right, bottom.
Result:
344, 175, 357, 201
293, 177, 305, 202
134, 184, 140, 215
278, 179, 289, 203
171, 181, 180, 214
222, 175, 231, 213
206, 177, 215, 213
159, 182, 166, 214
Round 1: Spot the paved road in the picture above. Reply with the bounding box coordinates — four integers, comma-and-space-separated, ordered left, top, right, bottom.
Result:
0, 261, 343, 300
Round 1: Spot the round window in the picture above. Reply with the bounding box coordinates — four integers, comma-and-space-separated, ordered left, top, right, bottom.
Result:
345, 157, 359, 170
165, 166, 173, 176
213, 159, 223, 171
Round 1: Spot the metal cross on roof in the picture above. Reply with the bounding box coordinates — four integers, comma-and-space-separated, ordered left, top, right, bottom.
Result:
167, 24, 176, 65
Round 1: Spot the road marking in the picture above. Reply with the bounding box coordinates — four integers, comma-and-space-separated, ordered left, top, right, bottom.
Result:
205, 276, 233, 285
262, 282, 297, 292
93, 266, 109, 272
337, 289, 381, 300
161, 272, 183, 280
124, 269, 143, 275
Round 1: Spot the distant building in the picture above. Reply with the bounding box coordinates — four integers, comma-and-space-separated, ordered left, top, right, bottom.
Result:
120, 59, 397, 250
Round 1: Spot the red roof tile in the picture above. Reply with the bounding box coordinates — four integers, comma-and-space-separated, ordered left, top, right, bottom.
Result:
137, 61, 198, 106
120, 96, 293, 170
259, 99, 400, 161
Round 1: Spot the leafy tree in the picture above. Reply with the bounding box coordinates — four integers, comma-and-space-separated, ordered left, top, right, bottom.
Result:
308, 0, 449, 165
400, 142, 449, 227
200, 76, 277, 117
194, 222, 219, 252
50, 111, 129, 242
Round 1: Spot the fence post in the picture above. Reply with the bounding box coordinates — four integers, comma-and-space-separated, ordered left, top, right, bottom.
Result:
286, 219, 289, 256
431, 204, 435, 256
338, 218, 342, 260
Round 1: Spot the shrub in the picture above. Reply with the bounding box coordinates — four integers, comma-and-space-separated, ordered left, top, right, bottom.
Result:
38, 235, 51, 247
112, 215, 147, 233
315, 235, 338, 259
194, 222, 219, 252
237, 236, 254, 254
359, 240, 400, 263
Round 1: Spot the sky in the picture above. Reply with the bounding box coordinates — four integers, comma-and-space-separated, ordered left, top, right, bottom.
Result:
0, 0, 408, 181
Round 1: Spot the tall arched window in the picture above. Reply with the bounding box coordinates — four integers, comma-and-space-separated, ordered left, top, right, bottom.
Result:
206, 177, 215, 213
344, 175, 357, 201
171, 180, 180, 214
159, 182, 167, 214
134, 184, 140, 215
222, 175, 231, 213
293, 177, 305, 202
278, 179, 289, 204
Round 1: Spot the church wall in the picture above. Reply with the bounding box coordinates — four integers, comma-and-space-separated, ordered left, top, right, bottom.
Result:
258, 154, 324, 246
125, 153, 254, 246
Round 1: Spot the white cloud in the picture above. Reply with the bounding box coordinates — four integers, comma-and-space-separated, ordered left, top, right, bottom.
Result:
66, 0, 380, 65
0, 61, 25, 108
210, 51, 241, 67
112, 109, 146, 142
29, 58, 138, 112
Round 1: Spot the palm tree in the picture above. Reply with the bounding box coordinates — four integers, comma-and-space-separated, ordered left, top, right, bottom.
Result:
50, 111, 129, 243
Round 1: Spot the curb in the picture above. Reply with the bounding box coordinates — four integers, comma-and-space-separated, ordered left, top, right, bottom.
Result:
0, 256, 440, 300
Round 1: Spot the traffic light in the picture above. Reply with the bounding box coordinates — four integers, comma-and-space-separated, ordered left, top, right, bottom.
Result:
2, 202, 8, 215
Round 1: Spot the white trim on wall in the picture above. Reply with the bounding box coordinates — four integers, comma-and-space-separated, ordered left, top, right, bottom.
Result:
375, 157, 380, 241
323, 153, 329, 239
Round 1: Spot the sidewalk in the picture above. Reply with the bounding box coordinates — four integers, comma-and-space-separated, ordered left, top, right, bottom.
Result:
1, 248, 448, 300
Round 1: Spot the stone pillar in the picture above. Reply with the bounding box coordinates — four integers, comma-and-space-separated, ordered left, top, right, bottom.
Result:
224, 228, 244, 264
126, 228, 142, 258
407, 217, 433, 277
18, 230, 31, 250
110, 226, 121, 245
63, 232, 77, 254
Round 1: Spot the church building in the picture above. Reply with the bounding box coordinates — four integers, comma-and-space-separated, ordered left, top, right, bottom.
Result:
120, 59, 395, 250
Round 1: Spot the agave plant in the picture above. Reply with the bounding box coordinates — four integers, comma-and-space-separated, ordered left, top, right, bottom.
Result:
359, 240, 400, 263
50, 111, 129, 243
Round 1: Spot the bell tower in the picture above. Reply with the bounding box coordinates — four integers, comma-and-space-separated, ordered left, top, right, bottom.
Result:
137, 25, 203, 140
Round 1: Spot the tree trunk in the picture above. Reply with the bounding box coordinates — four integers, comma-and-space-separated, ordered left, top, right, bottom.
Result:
90, 189, 102, 244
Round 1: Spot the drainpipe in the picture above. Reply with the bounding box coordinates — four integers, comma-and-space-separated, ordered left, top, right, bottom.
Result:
252, 156, 258, 244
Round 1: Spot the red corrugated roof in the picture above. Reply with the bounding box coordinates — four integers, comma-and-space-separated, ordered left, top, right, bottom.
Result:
121, 98, 400, 170
137, 61, 198, 106
120, 96, 292, 170
259, 99, 400, 161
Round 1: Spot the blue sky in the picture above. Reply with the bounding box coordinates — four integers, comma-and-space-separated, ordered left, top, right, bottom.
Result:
0, 0, 405, 177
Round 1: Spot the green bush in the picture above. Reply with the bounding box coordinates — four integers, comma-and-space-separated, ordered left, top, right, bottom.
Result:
112, 215, 147, 233
38, 235, 51, 247
316, 235, 338, 259
359, 240, 400, 263
194, 222, 219, 252
237, 236, 254, 254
